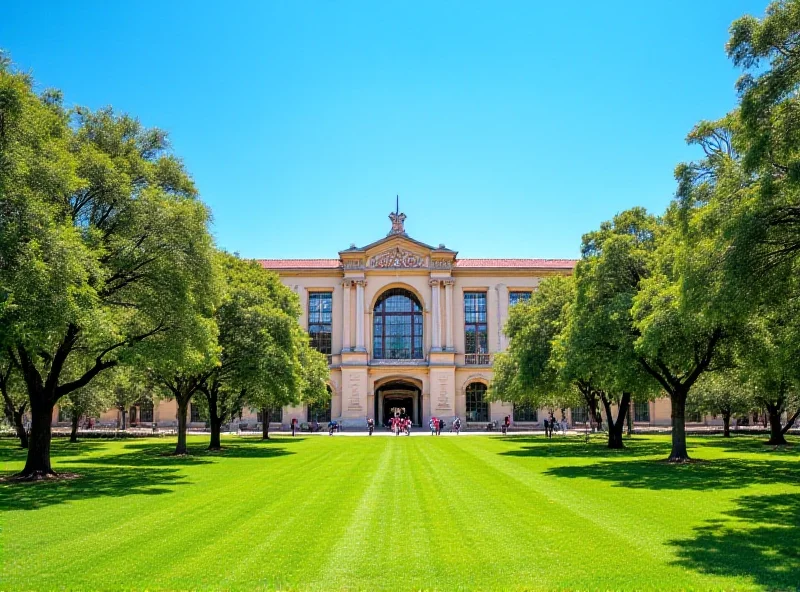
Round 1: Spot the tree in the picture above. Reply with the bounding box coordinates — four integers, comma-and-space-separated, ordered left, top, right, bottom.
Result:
60, 380, 111, 443
0, 353, 28, 448
737, 305, 800, 445
689, 371, 754, 438
0, 60, 218, 478
489, 276, 604, 440
568, 207, 731, 461
196, 253, 314, 449
565, 209, 663, 450
247, 336, 329, 440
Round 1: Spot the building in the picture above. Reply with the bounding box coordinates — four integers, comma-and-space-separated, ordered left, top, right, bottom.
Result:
50, 210, 714, 431
256, 209, 577, 429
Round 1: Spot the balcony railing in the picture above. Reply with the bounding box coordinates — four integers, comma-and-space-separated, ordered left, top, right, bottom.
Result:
464, 353, 492, 365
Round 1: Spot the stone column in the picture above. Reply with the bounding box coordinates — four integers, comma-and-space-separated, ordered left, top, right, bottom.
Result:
355, 279, 366, 351
342, 280, 352, 351
443, 279, 454, 350
429, 279, 441, 351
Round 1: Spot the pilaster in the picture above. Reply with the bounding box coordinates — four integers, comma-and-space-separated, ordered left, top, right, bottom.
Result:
443, 279, 455, 350
342, 280, 352, 351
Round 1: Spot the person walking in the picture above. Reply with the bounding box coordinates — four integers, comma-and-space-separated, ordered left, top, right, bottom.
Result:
367, 417, 375, 436
291, 417, 297, 437
453, 417, 461, 434
429, 417, 436, 435
502, 415, 511, 435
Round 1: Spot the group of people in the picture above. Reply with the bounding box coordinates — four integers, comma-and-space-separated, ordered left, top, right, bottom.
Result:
542, 412, 568, 438
428, 416, 462, 435
389, 415, 412, 436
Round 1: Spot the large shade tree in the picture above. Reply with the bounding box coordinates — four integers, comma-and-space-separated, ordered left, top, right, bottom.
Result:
490, 276, 603, 439
0, 61, 218, 478
564, 210, 662, 449
196, 253, 327, 449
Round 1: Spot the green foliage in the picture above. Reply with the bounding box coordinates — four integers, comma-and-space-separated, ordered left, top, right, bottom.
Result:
566, 208, 661, 399
0, 57, 219, 474
689, 371, 754, 422
490, 275, 579, 409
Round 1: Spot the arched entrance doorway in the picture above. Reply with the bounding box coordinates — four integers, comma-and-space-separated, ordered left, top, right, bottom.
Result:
375, 380, 422, 427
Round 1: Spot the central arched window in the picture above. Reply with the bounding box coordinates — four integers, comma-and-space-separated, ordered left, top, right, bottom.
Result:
373, 288, 423, 359
466, 382, 489, 422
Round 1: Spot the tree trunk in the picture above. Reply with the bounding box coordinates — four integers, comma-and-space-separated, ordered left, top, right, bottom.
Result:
262, 408, 270, 440
599, 392, 630, 449
175, 400, 189, 455
209, 419, 222, 450
70, 412, 79, 443
723, 412, 731, 438
18, 399, 56, 479
13, 407, 28, 449
766, 403, 788, 446
668, 392, 690, 462
626, 399, 633, 436
205, 388, 222, 450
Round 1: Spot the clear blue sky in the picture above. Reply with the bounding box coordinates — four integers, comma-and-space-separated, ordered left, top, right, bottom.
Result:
2, 1, 767, 259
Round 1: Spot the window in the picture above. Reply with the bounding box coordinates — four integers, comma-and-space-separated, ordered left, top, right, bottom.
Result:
307, 394, 332, 423
190, 404, 204, 423
139, 400, 154, 423
373, 289, 423, 359
257, 408, 283, 423
509, 291, 532, 306
466, 382, 489, 422
686, 409, 702, 423
308, 292, 333, 355
464, 292, 488, 355
513, 403, 538, 422
634, 401, 650, 423
572, 406, 588, 424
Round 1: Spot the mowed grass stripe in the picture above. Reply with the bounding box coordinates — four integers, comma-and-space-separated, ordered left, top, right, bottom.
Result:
216, 437, 384, 589
448, 437, 716, 590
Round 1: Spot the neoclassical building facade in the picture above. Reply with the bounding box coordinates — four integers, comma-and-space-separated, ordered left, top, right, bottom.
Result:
256, 210, 577, 428
51, 210, 692, 430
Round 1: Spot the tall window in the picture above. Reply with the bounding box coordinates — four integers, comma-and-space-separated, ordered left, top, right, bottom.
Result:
466, 382, 489, 422
572, 406, 588, 424
634, 401, 650, 423
190, 404, 203, 423
308, 292, 333, 355
509, 291, 532, 306
464, 292, 488, 354
139, 400, 154, 423
513, 402, 538, 422
373, 289, 423, 359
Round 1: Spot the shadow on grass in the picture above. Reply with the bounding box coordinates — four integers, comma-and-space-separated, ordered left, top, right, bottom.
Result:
544, 456, 800, 490
669, 493, 800, 590
499, 436, 670, 459
65, 439, 295, 468
0, 465, 187, 512
689, 435, 799, 456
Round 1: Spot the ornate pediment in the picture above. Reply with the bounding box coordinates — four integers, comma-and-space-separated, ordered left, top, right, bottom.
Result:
368, 246, 429, 269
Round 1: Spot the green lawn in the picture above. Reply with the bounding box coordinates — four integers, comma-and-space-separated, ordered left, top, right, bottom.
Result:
1, 433, 798, 591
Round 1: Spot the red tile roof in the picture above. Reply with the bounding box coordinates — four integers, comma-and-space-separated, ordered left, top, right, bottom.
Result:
257, 259, 341, 269
258, 258, 577, 270
455, 258, 577, 269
